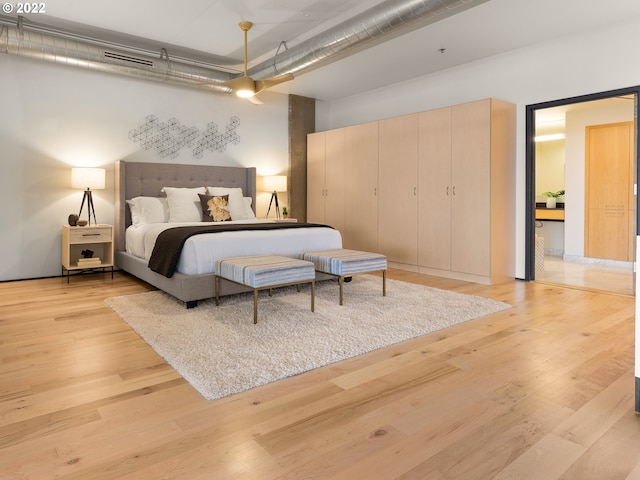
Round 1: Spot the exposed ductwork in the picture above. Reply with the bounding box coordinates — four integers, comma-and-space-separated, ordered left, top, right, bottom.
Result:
248, 0, 489, 80
0, 18, 235, 94
0, 0, 488, 96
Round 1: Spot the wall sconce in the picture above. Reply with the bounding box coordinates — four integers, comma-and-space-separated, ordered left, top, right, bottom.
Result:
71, 167, 105, 225
263, 175, 287, 219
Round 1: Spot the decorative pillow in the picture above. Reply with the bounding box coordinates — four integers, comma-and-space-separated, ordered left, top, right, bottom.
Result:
126, 196, 169, 225
161, 186, 206, 222
199, 194, 232, 222
243, 197, 256, 219
207, 187, 247, 220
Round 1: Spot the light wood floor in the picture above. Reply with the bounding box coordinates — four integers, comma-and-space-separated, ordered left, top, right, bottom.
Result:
0, 270, 638, 479
536, 255, 634, 296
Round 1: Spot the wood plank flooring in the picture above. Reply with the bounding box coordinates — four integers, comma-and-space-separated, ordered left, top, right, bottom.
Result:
0, 270, 637, 479
536, 255, 634, 296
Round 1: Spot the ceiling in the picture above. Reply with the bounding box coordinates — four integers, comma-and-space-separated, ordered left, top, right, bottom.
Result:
3, 0, 640, 101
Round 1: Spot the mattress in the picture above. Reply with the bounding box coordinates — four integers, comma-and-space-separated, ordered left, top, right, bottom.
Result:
125, 220, 342, 275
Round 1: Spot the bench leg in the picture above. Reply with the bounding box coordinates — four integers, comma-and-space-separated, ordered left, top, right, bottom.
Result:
215, 276, 220, 306
383, 270, 387, 297
253, 289, 258, 324
311, 280, 315, 312
339, 276, 344, 306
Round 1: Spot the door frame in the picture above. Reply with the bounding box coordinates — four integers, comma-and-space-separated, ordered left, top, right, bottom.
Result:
524, 85, 640, 281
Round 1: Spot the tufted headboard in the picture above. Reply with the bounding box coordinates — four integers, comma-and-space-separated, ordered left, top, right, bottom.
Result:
114, 160, 257, 252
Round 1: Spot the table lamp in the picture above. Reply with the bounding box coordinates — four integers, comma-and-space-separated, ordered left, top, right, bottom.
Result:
263, 175, 287, 219
71, 167, 105, 226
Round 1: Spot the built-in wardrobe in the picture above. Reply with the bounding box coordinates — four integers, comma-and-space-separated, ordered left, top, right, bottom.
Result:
307, 98, 516, 285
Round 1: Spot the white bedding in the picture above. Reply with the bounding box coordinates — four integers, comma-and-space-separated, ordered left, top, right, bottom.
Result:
126, 220, 343, 275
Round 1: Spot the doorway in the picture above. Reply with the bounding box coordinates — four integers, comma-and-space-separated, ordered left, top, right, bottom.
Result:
525, 86, 640, 295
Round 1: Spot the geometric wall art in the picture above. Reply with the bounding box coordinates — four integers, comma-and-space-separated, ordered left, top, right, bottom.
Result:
128, 115, 241, 160
193, 116, 241, 159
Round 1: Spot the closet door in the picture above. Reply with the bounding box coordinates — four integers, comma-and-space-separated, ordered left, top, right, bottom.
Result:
451, 99, 491, 277
306, 132, 326, 224
418, 107, 452, 270
324, 128, 346, 233
344, 121, 379, 252
378, 114, 418, 265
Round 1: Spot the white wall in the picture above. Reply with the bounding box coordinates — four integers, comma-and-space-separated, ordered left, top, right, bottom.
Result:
317, 15, 640, 279
536, 140, 566, 199
0, 56, 289, 281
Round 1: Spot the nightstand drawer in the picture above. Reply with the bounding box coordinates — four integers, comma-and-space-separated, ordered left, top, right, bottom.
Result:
68, 227, 112, 243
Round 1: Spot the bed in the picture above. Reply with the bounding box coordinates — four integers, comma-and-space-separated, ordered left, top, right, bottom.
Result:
114, 160, 342, 307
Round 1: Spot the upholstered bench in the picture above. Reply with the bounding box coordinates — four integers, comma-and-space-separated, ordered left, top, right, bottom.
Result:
215, 255, 316, 324
301, 249, 387, 305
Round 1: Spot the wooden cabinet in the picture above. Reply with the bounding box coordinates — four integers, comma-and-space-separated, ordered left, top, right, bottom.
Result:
418, 106, 452, 271
449, 99, 515, 283
306, 131, 326, 223
343, 122, 379, 252
378, 113, 419, 266
450, 99, 493, 278
307, 129, 346, 233
307, 98, 515, 285
62, 224, 114, 282
418, 100, 515, 284
324, 129, 347, 233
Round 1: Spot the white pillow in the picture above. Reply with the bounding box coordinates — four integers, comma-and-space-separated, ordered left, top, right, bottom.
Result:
207, 187, 247, 220
162, 186, 206, 222
243, 197, 256, 219
126, 196, 169, 225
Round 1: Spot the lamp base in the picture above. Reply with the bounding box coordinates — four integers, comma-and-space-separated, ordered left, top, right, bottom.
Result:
78, 188, 97, 226
266, 191, 280, 219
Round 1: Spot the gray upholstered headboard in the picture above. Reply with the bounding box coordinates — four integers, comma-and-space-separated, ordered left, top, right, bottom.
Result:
114, 160, 257, 252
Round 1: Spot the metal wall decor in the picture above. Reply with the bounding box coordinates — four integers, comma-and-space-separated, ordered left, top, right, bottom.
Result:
129, 115, 241, 159
193, 116, 241, 158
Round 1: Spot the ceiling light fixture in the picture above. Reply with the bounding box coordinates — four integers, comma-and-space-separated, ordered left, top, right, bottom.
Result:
222, 21, 294, 103
234, 75, 256, 98
534, 133, 566, 142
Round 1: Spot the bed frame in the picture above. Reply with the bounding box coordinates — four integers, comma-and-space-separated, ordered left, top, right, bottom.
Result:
114, 160, 257, 307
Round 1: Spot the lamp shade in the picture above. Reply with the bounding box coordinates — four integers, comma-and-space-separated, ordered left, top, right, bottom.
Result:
263, 175, 287, 192
71, 168, 105, 190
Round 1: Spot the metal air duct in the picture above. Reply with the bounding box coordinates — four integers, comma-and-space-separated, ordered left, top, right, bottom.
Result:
0, 20, 234, 93
247, 0, 489, 80
0, 0, 488, 95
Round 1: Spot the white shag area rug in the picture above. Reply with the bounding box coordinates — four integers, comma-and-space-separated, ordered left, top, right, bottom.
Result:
105, 276, 510, 400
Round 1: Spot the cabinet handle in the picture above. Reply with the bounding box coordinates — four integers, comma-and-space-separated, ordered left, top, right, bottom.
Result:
446, 186, 449, 196
414, 187, 417, 196
452, 186, 456, 196
82, 233, 102, 237
374, 187, 377, 196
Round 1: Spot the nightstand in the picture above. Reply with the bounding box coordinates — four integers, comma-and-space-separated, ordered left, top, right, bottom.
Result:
62, 224, 114, 282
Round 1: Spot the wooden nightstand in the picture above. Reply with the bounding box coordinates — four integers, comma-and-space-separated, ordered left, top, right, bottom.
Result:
62, 224, 114, 282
